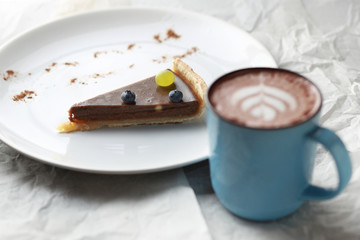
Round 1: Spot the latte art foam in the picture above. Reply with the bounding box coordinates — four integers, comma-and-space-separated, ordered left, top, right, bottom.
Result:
231, 83, 297, 121
210, 70, 321, 128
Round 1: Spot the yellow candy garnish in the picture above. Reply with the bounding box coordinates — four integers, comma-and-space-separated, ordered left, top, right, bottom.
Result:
155, 70, 175, 87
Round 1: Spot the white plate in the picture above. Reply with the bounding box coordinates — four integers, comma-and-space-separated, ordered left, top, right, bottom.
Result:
0, 7, 276, 174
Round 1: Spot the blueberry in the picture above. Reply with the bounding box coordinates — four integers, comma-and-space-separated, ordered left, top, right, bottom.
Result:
121, 90, 136, 104
169, 90, 183, 103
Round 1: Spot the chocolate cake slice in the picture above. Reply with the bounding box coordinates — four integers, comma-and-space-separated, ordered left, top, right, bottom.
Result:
57, 58, 207, 132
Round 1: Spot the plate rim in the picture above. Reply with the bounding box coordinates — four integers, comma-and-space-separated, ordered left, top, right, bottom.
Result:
0, 6, 277, 174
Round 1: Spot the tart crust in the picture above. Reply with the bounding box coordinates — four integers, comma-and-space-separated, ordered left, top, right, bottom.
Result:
57, 58, 207, 132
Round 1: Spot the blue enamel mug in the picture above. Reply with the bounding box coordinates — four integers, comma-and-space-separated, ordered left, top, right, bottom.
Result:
206, 68, 352, 221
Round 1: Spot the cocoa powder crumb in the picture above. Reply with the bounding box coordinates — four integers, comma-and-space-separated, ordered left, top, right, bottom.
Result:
165, 29, 180, 40
129, 64, 135, 69
127, 44, 135, 50
3, 70, 17, 81
13, 90, 37, 102
94, 51, 108, 58
94, 51, 100, 58
191, 46, 199, 52
70, 78, 77, 83
152, 47, 199, 64
174, 46, 199, 59
44, 62, 58, 72
154, 34, 162, 43
94, 50, 122, 58
154, 29, 181, 43
152, 56, 168, 63
91, 72, 113, 78
64, 62, 79, 66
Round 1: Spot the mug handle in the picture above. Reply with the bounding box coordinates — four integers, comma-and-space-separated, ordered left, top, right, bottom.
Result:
301, 127, 352, 200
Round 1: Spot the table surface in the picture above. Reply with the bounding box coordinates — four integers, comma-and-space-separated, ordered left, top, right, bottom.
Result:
1, 0, 360, 239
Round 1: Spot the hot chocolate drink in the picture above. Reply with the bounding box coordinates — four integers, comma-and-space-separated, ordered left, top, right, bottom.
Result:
209, 68, 321, 128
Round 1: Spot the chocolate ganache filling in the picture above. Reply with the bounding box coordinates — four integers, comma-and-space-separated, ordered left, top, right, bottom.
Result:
69, 70, 199, 122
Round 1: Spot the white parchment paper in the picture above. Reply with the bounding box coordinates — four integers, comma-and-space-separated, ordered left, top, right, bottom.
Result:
0, 142, 211, 240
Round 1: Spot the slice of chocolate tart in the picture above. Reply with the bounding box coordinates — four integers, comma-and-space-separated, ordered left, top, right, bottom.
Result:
57, 58, 207, 132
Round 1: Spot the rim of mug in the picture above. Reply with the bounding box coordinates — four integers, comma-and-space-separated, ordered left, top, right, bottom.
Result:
206, 67, 323, 131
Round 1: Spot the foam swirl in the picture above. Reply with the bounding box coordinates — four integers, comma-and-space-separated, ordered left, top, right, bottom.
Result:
231, 84, 297, 121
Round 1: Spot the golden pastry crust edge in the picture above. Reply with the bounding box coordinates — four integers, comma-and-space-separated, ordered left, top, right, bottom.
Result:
172, 58, 207, 114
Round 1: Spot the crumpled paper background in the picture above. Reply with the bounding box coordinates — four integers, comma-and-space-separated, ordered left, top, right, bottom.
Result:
1, 0, 360, 239
0, 142, 211, 240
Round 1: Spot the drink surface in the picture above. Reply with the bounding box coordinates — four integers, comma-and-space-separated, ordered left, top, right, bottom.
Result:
209, 69, 321, 128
